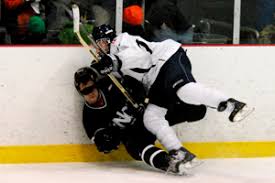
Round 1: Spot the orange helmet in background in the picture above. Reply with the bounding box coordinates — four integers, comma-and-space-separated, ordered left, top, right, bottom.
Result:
123, 5, 144, 26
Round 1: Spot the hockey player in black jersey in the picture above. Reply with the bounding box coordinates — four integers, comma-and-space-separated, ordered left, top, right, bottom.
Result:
74, 66, 200, 175
89, 24, 254, 170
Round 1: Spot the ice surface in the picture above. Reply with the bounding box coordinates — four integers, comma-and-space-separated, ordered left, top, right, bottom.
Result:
0, 158, 274, 183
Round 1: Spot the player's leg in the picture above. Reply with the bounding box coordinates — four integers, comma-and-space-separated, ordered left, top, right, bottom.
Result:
140, 144, 200, 175
164, 103, 206, 170
143, 104, 201, 172
176, 83, 254, 122
163, 48, 253, 122
123, 125, 195, 175
165, 101, 207, 125
122, 123, 172, 172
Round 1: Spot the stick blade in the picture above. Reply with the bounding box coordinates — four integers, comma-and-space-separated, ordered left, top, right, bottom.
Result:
72, 4, 80, 33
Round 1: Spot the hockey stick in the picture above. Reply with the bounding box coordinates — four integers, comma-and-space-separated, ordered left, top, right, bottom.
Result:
72, 4, 139, 109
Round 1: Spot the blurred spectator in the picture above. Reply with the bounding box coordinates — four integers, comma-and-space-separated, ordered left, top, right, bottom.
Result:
259, 25, 275, 43
44, 0, 113, 44
0, 26, 11, 44
3, 0, 24, 10
123, 5, 143, 26
87, 0, 115, 27
23, 15, 46, 43
3, 0, 46, 44
43, 0, 68, 43
122, 4, 147, 38
58, 22, 93, 44
255, 0, 275, 31
145, 0, 193, 43
91, 0, 142, 28
76, 0, 146, 38
254, 0, 275, 44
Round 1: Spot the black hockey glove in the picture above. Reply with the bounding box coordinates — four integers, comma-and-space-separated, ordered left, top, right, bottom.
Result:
94, 128, 120, 154
91, 54, 113, 75
127, 102, 145, 119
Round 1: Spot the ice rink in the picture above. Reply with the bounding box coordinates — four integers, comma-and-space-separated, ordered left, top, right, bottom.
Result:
0, 158, 275, 183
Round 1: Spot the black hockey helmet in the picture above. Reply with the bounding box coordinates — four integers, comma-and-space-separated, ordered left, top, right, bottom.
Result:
74, 67, 99, 93
92, 24, 116, 42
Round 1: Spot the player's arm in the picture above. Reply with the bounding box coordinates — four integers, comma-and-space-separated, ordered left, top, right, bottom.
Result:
83, 108, 121, 154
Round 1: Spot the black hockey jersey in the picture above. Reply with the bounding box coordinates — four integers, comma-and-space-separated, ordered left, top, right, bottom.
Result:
82, 76, 156, 160
82, 77, 125, 140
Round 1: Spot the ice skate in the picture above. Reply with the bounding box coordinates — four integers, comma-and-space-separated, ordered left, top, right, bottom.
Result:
218, 98, 254, 122
167, 147, 203, 175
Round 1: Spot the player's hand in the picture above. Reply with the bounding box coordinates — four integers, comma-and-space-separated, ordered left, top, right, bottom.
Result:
92, 54, 113, 75
94, 128, 120, 154
127, 103, 145, 119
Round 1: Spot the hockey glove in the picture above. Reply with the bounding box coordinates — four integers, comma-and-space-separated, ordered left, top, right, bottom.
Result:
91, 54, 113, 75
112, 105, 138, 129
127, 103, 145, 119
94, 128, 120, 154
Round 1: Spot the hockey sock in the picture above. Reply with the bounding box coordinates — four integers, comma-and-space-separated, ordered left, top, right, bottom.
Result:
176, 82, 229, 108
141, 144, 170, 171
144, 104, 182, 151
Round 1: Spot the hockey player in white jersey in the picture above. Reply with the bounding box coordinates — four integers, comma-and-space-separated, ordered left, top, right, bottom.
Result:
90, 24, 254, 170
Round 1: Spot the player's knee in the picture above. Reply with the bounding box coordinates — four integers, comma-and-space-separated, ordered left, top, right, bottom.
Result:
176, 82, 203, 105
143, 104, 168, 134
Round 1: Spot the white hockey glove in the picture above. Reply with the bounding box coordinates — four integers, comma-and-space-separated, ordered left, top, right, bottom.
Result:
112, 106, 136, 129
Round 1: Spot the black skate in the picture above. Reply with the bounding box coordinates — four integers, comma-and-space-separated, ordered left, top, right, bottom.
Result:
167, 147, 202, 175
218, 98, 254, 122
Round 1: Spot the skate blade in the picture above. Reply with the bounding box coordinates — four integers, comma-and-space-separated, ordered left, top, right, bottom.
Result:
166, 158, 203, 176
183, 158, 203, 169
177, 163, 190, 176
165, 166, 190, 176
176, 158, 203, 176
233, 105, 255, 122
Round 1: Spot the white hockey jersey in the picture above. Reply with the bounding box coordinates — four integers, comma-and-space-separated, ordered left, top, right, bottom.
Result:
110, 33, 181, 90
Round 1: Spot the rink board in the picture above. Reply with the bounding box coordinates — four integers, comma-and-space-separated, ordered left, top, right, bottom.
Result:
0, 45, 275, 163
1, 142, 275, 163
